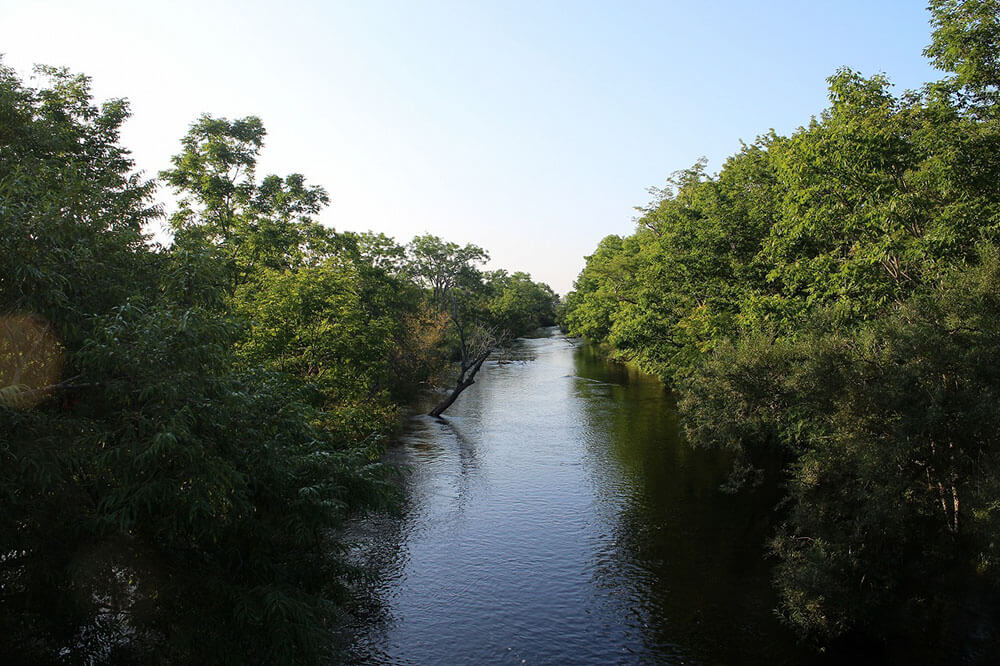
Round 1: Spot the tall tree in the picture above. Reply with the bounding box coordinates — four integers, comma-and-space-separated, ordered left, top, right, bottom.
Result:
1, 67, 391, 664
925, 0, 1000, 109
160, 114, 334, 291
404, 235, 501, 417
561, 0, 1000, 650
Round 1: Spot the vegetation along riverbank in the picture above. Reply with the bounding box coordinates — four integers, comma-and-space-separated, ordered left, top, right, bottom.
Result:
561, 0, 1000, 655
0, 63, 555, 662
4, 0, 1000, 662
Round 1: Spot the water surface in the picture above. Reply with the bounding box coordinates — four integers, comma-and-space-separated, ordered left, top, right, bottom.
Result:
348, 330, 816, 664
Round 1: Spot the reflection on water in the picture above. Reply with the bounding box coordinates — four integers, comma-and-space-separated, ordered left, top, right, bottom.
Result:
347, 330, 817, 665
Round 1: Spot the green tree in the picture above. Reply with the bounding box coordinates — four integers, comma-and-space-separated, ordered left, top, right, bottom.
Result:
0, 65, 390, 664
681, 250, 1000, 643
563, 0, 1000, 650
0, 62, 161, 659
403, 235, 496, 417
925, 0, 1000, 109
405, 233, 489, 307
403, 234, 556, 417
486, 270, 558, 333
160, 114, 335, 292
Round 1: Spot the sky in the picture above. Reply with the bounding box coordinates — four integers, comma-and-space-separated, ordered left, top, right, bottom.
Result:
1, 1, 940, 295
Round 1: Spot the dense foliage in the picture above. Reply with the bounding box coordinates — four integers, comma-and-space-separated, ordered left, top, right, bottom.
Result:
562, 0, 1000, 650
0, 64, 555, 663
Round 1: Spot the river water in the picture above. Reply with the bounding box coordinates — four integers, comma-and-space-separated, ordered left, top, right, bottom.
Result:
347, 329, 819, 665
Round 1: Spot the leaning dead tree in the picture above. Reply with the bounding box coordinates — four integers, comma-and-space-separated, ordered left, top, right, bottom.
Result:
428, 319, 509, 418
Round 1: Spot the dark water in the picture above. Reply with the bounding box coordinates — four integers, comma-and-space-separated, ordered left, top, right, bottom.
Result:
347, 330, 819, 665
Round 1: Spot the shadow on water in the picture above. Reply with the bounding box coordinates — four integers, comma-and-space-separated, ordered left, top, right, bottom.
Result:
344, 331, 866, 665
569, 344, 809, 665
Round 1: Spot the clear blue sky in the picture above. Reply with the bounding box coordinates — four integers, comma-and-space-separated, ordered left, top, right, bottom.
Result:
1, 1, 939, 294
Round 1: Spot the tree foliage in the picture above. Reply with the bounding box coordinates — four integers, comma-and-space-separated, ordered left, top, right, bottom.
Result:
160, 114, 335, 290
0, 63, 553, 662
561, 2, 1000, 649
926, 0, 1000, 109
403, 234, 557, 417
0, 63, 403, 664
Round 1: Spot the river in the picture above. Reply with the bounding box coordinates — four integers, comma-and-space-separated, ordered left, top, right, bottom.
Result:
346, 329, 820, 665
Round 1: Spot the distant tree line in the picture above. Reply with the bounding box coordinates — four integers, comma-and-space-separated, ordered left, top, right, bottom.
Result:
0, 64, 555, 663
561, 0, 1000, 651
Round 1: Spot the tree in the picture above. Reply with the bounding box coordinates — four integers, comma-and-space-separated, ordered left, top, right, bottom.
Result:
234, 249, 432, 441
405, 233, 489, 307
0, 65, 391, 663
925, 0, 1000, 109
680, 250, 1000, 642
486, 270, 559, 333
160, 114, 335, 292
403, 235, 498, 417
0, 63, 162, 658
562, 0, 1000, 650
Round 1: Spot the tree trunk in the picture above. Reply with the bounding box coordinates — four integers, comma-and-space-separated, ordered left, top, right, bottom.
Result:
428, 348, 491, 418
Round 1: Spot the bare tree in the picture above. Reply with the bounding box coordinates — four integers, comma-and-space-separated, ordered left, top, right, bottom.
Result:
428, 320, 508, 418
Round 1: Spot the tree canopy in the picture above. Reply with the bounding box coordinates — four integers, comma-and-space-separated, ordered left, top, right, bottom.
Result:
561, 1, 1000, 650
0, 64, 555, 663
